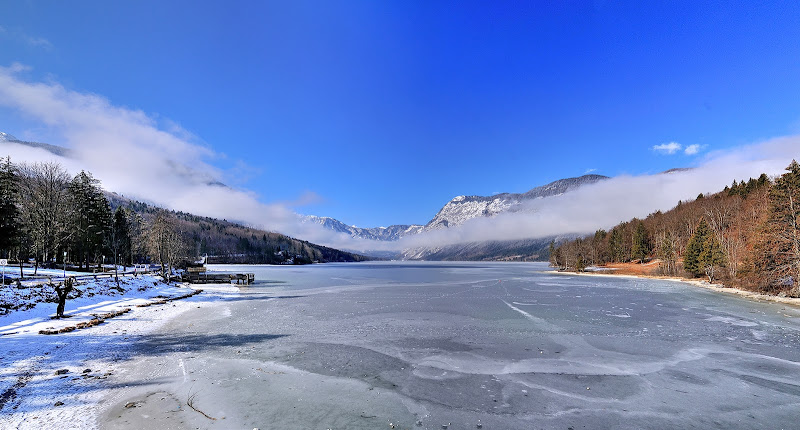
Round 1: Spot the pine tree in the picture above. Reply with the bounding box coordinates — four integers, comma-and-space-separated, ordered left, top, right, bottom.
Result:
728, 180, 739, 196
757, 173, 770, 187
110, 207, 132, 275
575, 254, 586, 272
609, 225, 627, 262
631, 221, 651, 262
745, 177, 757, 195
95, 194, 113, 260
591, 229, 608, 265
69, 171, 112, 268
0, 157, 21, 257
684, 219, 712, 277
127, 210, 146, 264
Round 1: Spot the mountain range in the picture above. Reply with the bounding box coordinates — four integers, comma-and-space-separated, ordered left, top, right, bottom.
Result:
301, 216, 424, 242
303, 174, 608, 260
421, 174, 608, 232
305, 174, 607, 244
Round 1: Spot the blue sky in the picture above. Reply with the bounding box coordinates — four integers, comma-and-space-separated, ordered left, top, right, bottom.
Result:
2, 1, 800, 228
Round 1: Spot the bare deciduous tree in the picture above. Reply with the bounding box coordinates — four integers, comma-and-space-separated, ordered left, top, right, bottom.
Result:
17, 162, 74, 274
146, 210, 187, 282
705, 196, 742, 277
757, 160, 800, 294
655, 229, 679, 276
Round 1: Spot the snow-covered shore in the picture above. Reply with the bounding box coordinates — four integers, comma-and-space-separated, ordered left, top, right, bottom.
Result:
0, 275, 237, 429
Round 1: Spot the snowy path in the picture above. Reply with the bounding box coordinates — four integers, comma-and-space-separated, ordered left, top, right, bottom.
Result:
0, 277, 238, 430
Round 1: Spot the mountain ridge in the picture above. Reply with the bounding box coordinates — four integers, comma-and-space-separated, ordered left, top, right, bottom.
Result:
301, 216, 424, 242
304, 174, 610, 243
103, 192, 371, 264
0, 133, 72, 157
422, 174, 609, 232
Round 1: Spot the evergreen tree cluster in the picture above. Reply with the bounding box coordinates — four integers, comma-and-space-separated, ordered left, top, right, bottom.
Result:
683, 219, 725, 282
724, 174, 770, 198
0, 157, 21, 254
68, 171, 114, 269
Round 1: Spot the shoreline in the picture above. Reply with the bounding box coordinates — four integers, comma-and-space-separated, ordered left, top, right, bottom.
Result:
548, 269, 800, 308
0, 277, 239, 430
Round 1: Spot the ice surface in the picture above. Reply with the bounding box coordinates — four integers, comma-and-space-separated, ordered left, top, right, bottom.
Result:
5, 262, 800, 429
95, 262, 800, 429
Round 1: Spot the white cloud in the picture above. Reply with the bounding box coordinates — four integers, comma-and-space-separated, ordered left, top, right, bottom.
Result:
0, 64, 329, 242
1, 65, 798, 257
26, 36, 52, 49
8, 62, 31, 73
0, 27, 52, 49
684, 144, 701, 155
652, 141, 682, 154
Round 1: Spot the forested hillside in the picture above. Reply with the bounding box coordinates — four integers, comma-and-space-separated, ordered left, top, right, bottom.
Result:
105, 192, 368, 265
552, 160, 800, 296
0, 158, 369, 276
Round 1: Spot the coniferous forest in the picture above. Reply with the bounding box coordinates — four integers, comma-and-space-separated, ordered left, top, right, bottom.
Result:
551, 160, 800, 296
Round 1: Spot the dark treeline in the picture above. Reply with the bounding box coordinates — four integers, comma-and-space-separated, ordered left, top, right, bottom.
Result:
0, 158, 368, 279
551, 160, 800, 296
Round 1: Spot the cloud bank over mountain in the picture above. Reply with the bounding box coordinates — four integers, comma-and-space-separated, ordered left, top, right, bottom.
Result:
2, 65, 798, 255
0, 64, 309, 236
395, 139, 797, 250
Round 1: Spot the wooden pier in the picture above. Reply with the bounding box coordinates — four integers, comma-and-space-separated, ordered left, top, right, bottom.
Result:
182, 267, 254, 285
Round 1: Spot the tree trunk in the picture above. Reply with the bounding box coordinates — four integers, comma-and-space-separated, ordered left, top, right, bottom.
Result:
56, 298, 65, 318
54, 278, 74, 318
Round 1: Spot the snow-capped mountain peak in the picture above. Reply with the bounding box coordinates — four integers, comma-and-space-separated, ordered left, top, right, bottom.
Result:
305, 174, 610, 243
422, 174, 609, 232
301, 215, 424, 241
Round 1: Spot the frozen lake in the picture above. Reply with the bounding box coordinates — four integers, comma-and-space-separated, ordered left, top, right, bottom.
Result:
102, 262, 800, 429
